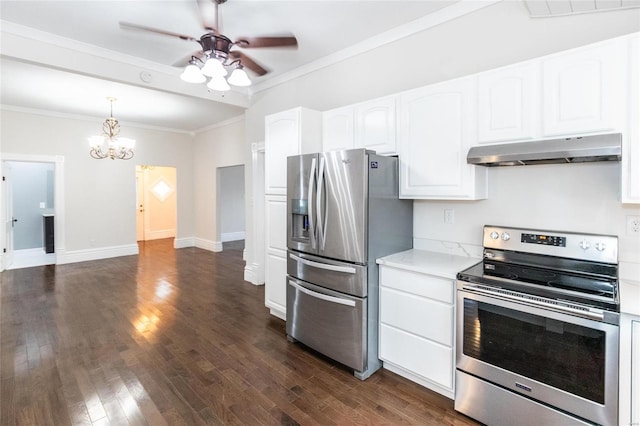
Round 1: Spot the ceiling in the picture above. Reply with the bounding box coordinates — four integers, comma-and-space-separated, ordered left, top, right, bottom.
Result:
3, 1, 636, 133
0, 0, 468, 132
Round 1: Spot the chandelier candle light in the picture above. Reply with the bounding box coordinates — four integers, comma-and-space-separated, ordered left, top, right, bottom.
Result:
88, 97, 135, 160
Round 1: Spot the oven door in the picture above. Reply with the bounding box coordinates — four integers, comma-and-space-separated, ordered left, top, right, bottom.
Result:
456, 286, 619, 426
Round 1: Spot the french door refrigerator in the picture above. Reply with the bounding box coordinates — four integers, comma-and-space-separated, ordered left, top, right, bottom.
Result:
286, 148, 412, 380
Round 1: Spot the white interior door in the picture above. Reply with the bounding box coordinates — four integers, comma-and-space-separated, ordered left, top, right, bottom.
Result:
2, 162, 15, 270
135, 168, 145, 241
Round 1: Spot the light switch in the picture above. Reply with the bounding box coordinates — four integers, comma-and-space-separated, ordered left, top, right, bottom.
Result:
39, 202, 46, 209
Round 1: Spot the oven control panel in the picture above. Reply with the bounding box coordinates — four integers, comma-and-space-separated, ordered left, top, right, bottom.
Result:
483, 225, 618, 264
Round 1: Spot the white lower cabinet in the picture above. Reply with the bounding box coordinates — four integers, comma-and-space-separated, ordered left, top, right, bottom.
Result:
265, 195, 287, 319
379, 265, 456, 398
632, 320, 640, 425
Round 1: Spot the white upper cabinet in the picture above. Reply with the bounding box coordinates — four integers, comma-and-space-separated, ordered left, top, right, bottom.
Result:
542, 39, 626, 136
355, 96, 397, 155
265, 107, 322, 195
322, 106, 354, 152
623, 33, 640, 204
398, 76, 487, 200
477, 61, 540, 143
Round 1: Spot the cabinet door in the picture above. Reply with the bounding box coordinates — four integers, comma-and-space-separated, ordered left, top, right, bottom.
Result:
623, 34, 640, 204
323, 107, 354, 152
542, 39, 626, 136
265, 109, 301, 195
398, 77, 487, 199
632, 320, 640, 425
265, 195, 287, 319
265, 252, 287, 320
355, 96, 397, 155
477, 61, 539, 143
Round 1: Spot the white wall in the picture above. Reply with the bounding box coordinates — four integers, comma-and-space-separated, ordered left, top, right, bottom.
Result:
0, 109, 194, 256
242, 2, 640, 277
193, 116, 245, 247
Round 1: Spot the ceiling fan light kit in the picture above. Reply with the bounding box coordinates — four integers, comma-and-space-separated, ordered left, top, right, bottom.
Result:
88, 97, 135, 160
121, 0, 298, 93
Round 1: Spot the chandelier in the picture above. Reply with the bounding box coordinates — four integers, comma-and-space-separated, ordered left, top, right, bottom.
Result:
180, 53, 251, 92
88, 97, 135, 160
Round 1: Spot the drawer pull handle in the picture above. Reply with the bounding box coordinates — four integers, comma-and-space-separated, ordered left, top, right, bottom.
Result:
289, 253, 356, 274
289, 281, 356, 307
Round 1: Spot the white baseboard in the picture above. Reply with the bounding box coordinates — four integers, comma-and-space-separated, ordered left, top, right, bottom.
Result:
144, 229, 176, 240
221, 231, 245, 242
174, 237, 195, 248
6, 248, 56, 270
244, 262, 265, 286
195, 238, 223, 253
56, 244, 139, 265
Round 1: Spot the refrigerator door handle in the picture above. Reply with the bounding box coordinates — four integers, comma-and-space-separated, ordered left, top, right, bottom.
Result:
289, 280, 356, 307
289, 252, 357, 274
308, 157, 317, 249
317, 157, 327, 250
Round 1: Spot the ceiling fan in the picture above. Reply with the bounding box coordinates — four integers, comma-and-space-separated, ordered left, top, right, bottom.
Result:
120, 0, 298, 90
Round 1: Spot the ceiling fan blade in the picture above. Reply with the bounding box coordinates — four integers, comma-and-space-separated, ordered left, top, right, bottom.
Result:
197, 0, 220, 33
173, 51, 206, 68
229, 51, 268, 76
120, 22, 199, 42
234, 36, 298, 49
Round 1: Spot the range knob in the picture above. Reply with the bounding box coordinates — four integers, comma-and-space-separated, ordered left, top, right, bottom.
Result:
490, 231, 499, 240
579, 240, 591, 250
501, 232, 511, 241
595, 242, 607, 252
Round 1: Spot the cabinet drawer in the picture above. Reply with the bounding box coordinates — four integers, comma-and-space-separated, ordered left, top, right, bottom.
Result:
380, 287, 453, 346
380, 267, 454, 304
380, 324, 453, 389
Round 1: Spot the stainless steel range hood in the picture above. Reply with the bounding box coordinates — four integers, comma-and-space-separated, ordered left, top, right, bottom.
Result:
467, 133, 622, 167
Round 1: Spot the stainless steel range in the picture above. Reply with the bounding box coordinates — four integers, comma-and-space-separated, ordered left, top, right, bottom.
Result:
455, 225, 619, 426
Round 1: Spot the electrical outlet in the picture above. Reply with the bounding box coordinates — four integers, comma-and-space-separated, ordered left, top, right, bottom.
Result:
627, 216, 640, 236
444, 209, 455, 224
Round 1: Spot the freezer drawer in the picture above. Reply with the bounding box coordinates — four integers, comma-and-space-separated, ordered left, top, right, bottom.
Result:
287, 250, 367, 297
286, 277, 366, 372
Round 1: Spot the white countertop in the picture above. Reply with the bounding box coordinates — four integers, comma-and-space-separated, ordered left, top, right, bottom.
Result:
377, 249, 481, 280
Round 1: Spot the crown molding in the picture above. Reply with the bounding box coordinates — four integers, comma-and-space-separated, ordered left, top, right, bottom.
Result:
193, 114, 245, 134
0, 104, 193, 135
250, 0, 501, 94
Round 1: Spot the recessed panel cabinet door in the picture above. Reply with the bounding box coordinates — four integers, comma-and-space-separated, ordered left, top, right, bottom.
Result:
265, 110, 300, 195
355, 96, 397, 155
322, 107, 354, 152
542, 40, 626, 136
398, 77, 487, 199
477, 61, 539, 143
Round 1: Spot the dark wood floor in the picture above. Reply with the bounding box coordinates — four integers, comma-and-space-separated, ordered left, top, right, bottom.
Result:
0, 239, 479, 425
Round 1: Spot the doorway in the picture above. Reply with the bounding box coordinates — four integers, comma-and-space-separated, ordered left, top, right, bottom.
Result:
135, 165, 177, 242
217, 165, 245, 249
1, 155, 64, 271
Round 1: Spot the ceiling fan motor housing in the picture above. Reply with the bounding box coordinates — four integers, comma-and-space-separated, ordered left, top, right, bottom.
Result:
200, 33, 232, 59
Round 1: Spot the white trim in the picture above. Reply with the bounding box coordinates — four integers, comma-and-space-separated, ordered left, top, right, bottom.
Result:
244, 262, 265, 286
1, 104, 193, 135
144, 229, 177, 241
56, 244, 138, 265
193, 114, 245, 134
221, 231, 245, 242
250, 0, 501, 94
6, 248, 55, 270
195, 238, 223, 253
174, 237, 195, 249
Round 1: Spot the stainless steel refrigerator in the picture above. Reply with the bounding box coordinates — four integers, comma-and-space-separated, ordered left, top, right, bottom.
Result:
286, 148, 413, 380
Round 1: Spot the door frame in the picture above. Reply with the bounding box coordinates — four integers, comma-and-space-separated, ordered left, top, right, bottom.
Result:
244, 142, 265, 285
0, 153, 65, 271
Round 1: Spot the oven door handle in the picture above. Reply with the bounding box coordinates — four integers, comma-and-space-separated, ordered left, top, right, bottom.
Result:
460, 284, 605, 321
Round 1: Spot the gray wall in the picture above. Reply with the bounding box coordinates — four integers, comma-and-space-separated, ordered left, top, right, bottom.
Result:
219, 165, 245, 239
8, 161, 54, 250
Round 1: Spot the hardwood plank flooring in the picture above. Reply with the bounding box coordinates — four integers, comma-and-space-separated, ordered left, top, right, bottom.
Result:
0, 239, 480, 425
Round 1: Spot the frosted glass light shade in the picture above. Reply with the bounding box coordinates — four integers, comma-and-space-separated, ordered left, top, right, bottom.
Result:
227, 68, 251, 86
118, 138, 136, 149
88, 135, 105, 148
201, 58, 228, 78
207, 76, 230, 92
180, 64, 205, 83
